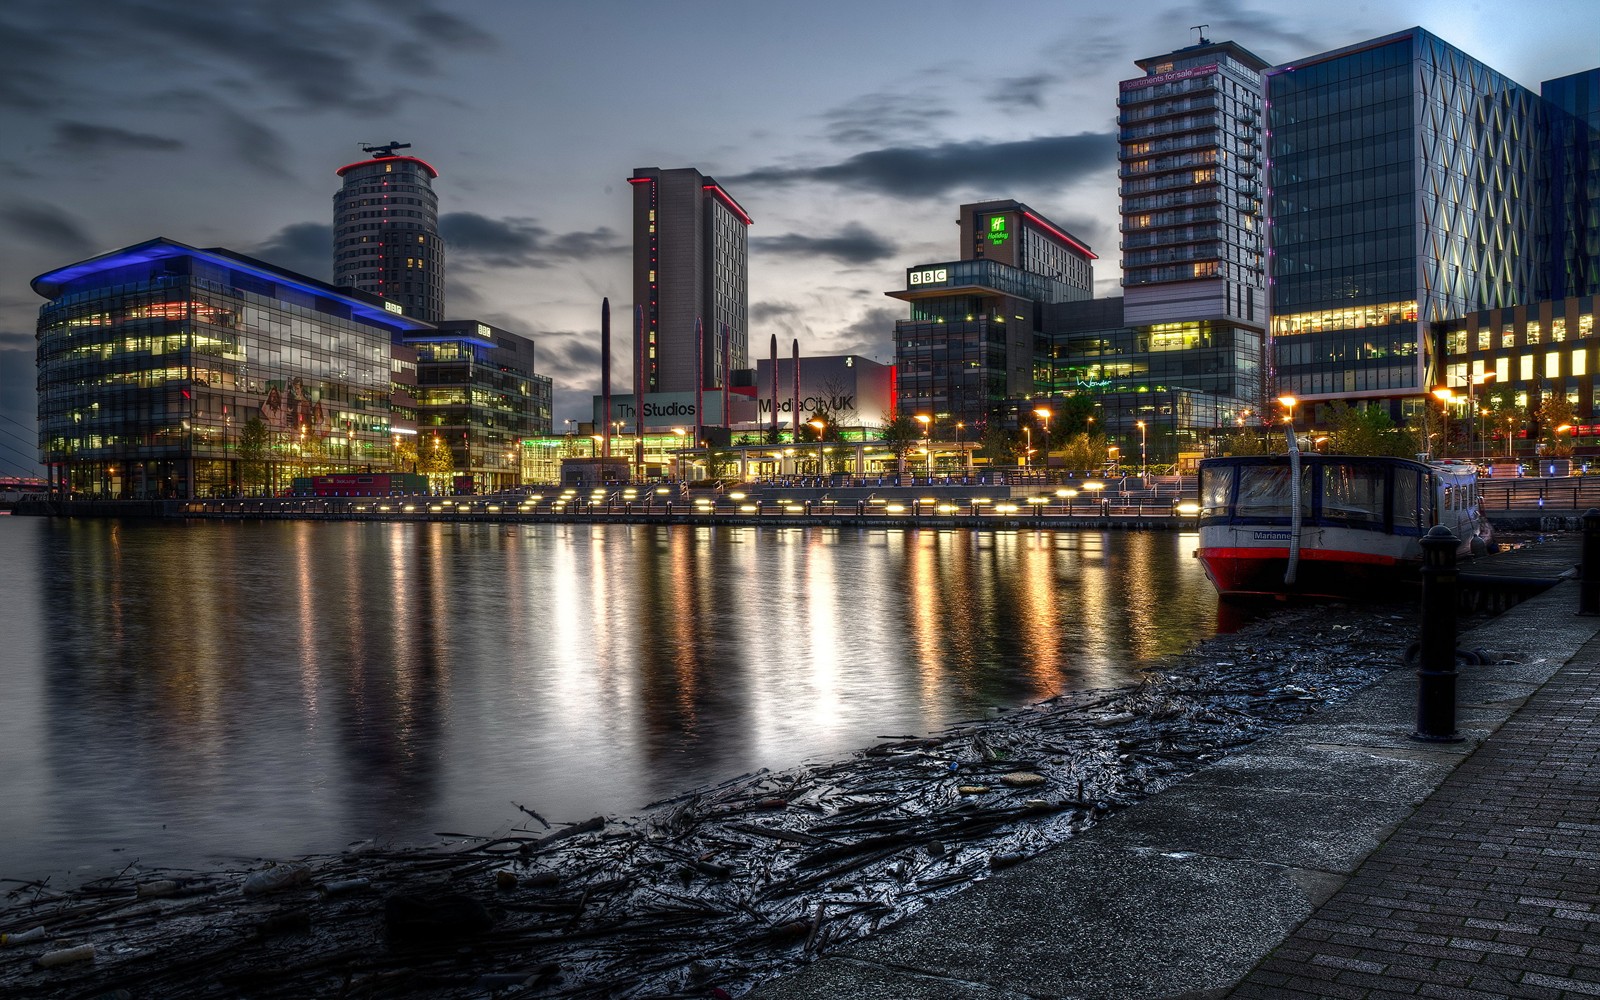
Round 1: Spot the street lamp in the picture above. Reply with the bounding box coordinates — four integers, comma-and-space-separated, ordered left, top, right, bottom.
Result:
808, 419, 826, 477
1431, 386, 1455, 458
1277, 395, 1297, 427
1136, 420, 1147, 478
672, 427, 687, 480
1033, 407, 1052, 472
914, 414, 931, 480
1022, 424, 1032, 470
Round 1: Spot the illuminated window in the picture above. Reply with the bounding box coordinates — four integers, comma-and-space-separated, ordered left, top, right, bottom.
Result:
1527, 321, 1541, 345
1574, 349, 1587, 377
1546, 352, 1560, 378
1552, 318, 1566, 342
1581, 314, 1594, 338
1501, 325, 1515, 348
1496, 357, 1509, 384
1193, 168, 1215, 183
1477, 329, 1491, 350
1520, 355, 1533, 380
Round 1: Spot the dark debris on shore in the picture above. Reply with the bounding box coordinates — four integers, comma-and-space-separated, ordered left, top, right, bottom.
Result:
2, 601, 1506, 999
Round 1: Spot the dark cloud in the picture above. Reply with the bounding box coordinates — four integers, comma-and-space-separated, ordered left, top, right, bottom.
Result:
0, 0, 493, 116
751, 224, 898, 265
832, 307, 902, 362
440, 213, 625, 269
0, 201, 96, 258
751, 301, 801, 323
219, 111, 291, 177
989, 74, 1058, 112
247, 222, 333, 282
52, 121, 184, 155
822, 92, 955, 146
0, 328, 35, 350
728, 132, 1117, 199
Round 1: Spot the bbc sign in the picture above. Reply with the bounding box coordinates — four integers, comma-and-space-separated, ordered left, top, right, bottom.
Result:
908, 268, 948, 286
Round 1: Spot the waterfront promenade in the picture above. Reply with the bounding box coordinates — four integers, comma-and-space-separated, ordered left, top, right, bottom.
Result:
752, 539, 1600, 1000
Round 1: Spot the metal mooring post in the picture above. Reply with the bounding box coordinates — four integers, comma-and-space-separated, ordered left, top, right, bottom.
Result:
1580, 508, 1600, 615
1413, 524, 1463, 742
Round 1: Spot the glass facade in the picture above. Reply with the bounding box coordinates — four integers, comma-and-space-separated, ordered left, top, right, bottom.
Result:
1267, 30, 1552, 403
34, 239, 429, 499
1543, 70, 1600, 300
410, 321, 554, 492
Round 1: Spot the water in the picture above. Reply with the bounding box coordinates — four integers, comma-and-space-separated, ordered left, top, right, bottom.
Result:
0, 517, 1218, 881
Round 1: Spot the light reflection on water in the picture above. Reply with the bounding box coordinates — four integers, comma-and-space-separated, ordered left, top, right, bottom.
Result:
0, 517, 1217, 880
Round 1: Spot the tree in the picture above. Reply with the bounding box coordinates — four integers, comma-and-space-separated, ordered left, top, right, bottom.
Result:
1054, 393, 1098, 439
1217, 429, 1277, 457
235, 415, 270, 496
392, 435, 419, 474
976, 424, 1016, 466
879, 414, 921, 471
1059, 431, 1109, 473
421, 435, 456, 493
1324, 401, 1416, 457
1539, 392, 1577, 458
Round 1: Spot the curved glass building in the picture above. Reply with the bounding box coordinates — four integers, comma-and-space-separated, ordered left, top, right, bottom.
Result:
334, 150, 445, 323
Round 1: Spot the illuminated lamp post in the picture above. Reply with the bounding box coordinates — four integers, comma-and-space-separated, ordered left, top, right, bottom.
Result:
1022, 424, 1032, 470
1034, 407, 1052, 473
914, 414, 931, 480
1136, 420, 1147, 478
809, 419, 826, 477
1431, 386, 1455, 458
1467, 372, 1493, 461
956, 420, 966, 475
673, 427, 687, 480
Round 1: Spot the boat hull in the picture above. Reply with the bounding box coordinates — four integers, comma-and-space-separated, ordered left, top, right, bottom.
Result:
1198, 543, 1415, 599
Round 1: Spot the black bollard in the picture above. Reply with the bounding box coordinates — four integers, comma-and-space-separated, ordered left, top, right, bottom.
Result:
1413, 524, 1464, 743
1581, 508, 1600, 615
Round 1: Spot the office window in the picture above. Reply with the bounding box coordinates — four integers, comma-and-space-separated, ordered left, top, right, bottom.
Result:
1527, 322, 1541, 345
1520, 355, 1534, 381
1552, 318, 1566, 342
1546, 352, 1561, 378
1574, 348, 1587, 377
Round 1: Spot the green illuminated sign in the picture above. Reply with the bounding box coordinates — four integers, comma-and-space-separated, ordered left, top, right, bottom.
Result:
987, 215, 1010, 245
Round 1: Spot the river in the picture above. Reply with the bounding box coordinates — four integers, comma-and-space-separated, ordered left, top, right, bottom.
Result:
0, 516, 1218, 881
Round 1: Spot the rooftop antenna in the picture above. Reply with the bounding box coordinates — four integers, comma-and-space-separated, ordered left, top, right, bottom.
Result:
1191, 24, 1209, 45
360, 140, 412, 158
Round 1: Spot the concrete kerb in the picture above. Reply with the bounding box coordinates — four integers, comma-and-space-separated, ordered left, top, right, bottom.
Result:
748, 579, 1600, 1000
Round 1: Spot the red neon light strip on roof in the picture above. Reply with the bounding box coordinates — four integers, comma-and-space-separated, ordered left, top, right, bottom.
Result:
626, 177, 653, 184
335, 155, 440, 179
1021, 211, 1096, 259
702, 184, 753, 225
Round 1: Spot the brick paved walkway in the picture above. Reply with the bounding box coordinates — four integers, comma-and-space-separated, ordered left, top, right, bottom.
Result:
1228, 640, 1600, 999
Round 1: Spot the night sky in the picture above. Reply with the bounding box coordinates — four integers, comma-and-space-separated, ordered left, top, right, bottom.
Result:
0, 0, 1593, 477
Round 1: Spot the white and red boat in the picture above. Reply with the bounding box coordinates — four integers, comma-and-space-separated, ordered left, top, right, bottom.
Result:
1195, 452, 1492, 599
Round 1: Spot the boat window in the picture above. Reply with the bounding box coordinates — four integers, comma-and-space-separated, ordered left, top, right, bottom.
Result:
1199, 465, 1233, 516
1394, 469, 1425, 530
1235, 464, 1311, 517
1321, 462, 1385, 524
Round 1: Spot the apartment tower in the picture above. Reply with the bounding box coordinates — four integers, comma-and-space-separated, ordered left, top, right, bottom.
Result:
333, 142, 445, 323
629, 167, 751, 394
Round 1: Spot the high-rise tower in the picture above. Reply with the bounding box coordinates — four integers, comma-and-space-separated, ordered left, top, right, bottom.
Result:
1118, 36, 1269, 329
334, 141, 445, 323
629, 167, 750, 394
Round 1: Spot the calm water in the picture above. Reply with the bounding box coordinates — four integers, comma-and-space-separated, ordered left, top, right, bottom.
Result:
0, 516, 1218, 881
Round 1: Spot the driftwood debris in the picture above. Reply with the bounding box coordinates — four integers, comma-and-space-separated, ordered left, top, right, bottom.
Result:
0, 605, 1458, 998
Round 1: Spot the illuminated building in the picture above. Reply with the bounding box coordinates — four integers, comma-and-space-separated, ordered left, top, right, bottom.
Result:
32, 237, 433, 499
407, 320, 553, 492
1266, 29, 1598, 413
890, 201, 1095, 425
1118, 36, 1270, 330
334, 143, 445, 323
629, 167, 750, 395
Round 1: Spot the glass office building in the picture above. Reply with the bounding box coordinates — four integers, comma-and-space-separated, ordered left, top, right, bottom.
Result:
1542, 69, 1600, 301
1267, 28, 1552, 407
409, 320, 554, 492
33, 238, 434, 499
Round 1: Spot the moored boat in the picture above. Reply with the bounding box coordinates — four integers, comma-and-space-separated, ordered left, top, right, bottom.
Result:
1195, 453, 1492, 599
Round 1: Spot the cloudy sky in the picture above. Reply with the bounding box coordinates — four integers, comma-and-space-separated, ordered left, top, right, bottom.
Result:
0, 0, 1593, 477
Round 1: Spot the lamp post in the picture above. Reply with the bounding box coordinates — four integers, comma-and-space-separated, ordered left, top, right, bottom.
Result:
1468, 372, 1494, 461
673, 427, 687, 480
914, 414, 931, 480
1431, 386, 1455, 458
1034, 407, 1052, 473
1136, 420, 1147, 478
955, 420, 965, 475
808, 419, 826, 477
1022, 425, 1032, 470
